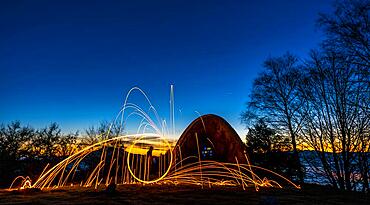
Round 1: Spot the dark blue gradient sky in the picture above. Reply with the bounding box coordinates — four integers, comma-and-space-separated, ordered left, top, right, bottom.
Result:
0, 0, 332, 136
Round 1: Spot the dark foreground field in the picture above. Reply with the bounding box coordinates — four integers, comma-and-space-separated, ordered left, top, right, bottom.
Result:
0, 184, 368, 205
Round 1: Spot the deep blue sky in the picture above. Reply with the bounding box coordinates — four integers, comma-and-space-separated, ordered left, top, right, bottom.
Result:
0, 0, 333, 137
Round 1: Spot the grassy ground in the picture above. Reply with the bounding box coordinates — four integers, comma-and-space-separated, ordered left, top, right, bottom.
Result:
0, 184, 368, 205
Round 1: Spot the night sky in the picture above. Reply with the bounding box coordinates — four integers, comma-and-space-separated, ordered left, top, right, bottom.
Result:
0, 0, 332, 137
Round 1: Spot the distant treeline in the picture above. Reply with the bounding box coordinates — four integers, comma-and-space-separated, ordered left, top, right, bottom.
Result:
0, 121, 118, 188
242, 0, 369, 192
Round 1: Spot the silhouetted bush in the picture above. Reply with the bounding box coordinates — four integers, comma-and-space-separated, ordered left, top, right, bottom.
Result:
0, 122, 79, 187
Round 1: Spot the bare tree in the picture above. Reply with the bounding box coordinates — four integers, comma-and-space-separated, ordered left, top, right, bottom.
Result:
300, 48, 369, 192
32, 123, 62, 159
299, 0, 370, 192
318, 0, 370, 68
58, 132, 79, 157
0, 122, 35, 187
0, 121, 34, 160
242, 53, 305, 182
83, 121, 121, 145
31, 123, 79, 159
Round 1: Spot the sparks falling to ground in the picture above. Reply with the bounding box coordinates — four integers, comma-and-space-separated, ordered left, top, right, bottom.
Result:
9, 86, 300, 192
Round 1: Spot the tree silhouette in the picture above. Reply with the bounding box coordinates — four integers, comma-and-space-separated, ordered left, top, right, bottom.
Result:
242, 53, 305, 182
83, 121, 121, 145
246, 119, 290, 153
0, 121, 34, 160
242, 0, 369, 192
245, 119, 293, 177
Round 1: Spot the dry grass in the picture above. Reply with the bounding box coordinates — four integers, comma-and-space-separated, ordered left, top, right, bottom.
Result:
0, 184, 368, 205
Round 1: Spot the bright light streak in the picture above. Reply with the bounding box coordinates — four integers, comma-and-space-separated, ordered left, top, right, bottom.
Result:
8, 86, 300, 192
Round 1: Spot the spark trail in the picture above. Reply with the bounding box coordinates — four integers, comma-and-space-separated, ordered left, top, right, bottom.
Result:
9, 86, 300, 191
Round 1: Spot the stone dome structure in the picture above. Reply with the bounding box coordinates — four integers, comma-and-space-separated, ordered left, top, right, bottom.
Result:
171, 114, 247, 164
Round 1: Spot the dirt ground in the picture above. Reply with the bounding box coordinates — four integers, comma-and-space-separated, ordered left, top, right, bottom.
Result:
0, 184, 368, 205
